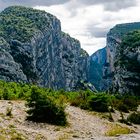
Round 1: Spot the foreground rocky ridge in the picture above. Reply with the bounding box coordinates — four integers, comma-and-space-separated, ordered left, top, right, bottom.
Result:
0, 6, 88, 90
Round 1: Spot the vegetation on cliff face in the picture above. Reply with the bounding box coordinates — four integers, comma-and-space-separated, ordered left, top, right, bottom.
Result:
121, 30, 140, 48
115, 30, 140, 71
0, 6, 56, 42
114, 30, 140, 95
109, 22, 140, 38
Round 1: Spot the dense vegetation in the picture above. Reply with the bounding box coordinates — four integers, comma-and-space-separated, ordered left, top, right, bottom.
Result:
114, 30, 140, 95
0, 80, 139, 107
0, 6, 54, 42
109, 22, 140, 38
26, 86, 67, 125
0, 80, 139, 125
127, 112, 140, 124
121, 30, 140, 49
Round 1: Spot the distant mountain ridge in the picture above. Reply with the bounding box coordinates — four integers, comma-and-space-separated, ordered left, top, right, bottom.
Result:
88, 47, 107, 90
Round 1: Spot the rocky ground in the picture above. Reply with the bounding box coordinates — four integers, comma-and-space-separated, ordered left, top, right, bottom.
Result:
0, 100, 139, 140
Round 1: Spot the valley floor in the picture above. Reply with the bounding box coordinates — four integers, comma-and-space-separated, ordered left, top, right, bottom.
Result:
0, 100, 140, 140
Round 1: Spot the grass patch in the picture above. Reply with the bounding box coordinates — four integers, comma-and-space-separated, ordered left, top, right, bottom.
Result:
0, 126, 26, 140
0, 135, 6, 140
105, 124, 132, 136
58, 133, 70, 140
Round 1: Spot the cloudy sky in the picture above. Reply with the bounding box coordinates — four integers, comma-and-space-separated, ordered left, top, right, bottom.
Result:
0, 0, 140, 55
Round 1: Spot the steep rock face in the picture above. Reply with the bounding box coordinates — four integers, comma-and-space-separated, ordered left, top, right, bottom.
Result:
0, 37, 27, 82
88, 47, 107, 90
0, 6, 88, 90
113, 31, 140, 95
104, 22, 140, 93
105, 22, 140, 91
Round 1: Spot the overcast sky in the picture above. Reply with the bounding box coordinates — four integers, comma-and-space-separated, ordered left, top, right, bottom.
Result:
0, 0, 140, 55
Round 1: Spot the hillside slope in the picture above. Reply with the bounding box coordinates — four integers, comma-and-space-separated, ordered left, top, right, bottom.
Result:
0, 100, 140, 140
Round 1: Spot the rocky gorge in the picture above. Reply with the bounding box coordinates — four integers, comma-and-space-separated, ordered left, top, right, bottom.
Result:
0, 5, 140, 140
0, 6, 139, 95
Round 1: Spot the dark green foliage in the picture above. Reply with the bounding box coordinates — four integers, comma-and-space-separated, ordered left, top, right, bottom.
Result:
117, 102, 129, 113
0, 80, 31, 100
127, 112, 140, 124
121, 30, 140, 49
122, 96, 138, 111
26, 86, 67, 126
114, 30, 140, 96
88, 94, 109, 112
0, 80, 139, 117
0, 6, 54, 42
111, 95, 138, 112
70, 90, 92, 110
70, 91, 111, 112
109, 22, 140, 38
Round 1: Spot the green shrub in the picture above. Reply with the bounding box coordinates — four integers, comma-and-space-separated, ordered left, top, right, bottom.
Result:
70, 90, 92, 110
88, 94, 109, 112
71, 98, 89, 110
117, 102, 129, 113
127, 112, 140, 124
122, 96, 138, 111
112, 95, 138, 112
26, 86, 67, 126
0, 80, 31, 100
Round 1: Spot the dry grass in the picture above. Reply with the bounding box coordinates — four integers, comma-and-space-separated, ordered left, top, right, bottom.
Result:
105, 123, 133, 136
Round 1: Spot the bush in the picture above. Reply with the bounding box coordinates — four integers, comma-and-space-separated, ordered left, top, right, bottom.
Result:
117, 102, 129, 113
71, 98, 89, 110
127, 112, 140, 124
26, 86, 67, 126
88, 94, 109, 112
70, 90, 93, 110
123, 96, 138, 111
112, 95, 138, 112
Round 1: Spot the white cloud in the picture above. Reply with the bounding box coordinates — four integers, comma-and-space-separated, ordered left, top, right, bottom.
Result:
34, 1, 140, 55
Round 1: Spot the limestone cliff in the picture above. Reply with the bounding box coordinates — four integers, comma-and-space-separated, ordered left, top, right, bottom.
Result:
0, 6, 88, 90
89, 22, 140, 94
105, 22, 140, 94
113, 30, 140, 95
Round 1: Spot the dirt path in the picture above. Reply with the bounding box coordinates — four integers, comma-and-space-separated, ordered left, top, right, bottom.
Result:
0, 100, 139, 140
